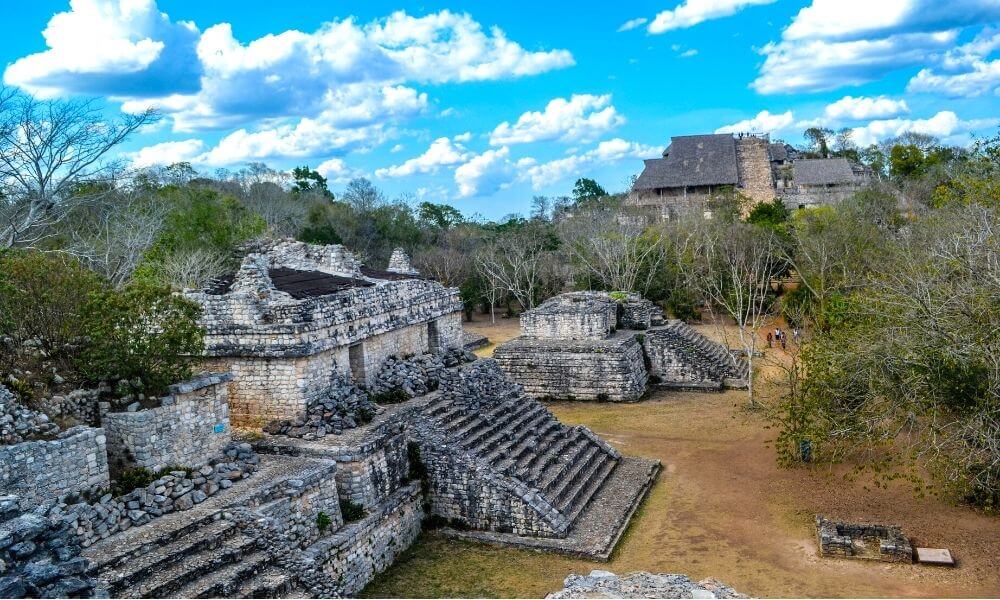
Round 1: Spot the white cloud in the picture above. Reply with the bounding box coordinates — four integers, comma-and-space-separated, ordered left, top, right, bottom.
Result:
907, 28, 1000, 97
754, 30, 958, 94
4, 0, 201, 99
850, 110, 1000, 147
128, 139, 205, 168
316, 158, 361, 184
522, 138, 658, 189
489, 94, 625, 146
715, 110, 795, 134
454, 147, 517, 198
753, 0, 1000, 94
366, 11, 574, 83
648, 0, 777, 34
618, 18, 648, 32
823, 95, 909, 121
375, 137, 471, 178
5, 1, 574, 165
453, 132, 473, 143
679, 49, 699, 58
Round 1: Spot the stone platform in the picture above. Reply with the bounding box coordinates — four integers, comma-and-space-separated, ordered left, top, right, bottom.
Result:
440, 457, 660, 561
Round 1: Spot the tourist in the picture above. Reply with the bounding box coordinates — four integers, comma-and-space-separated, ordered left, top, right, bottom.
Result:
766, 332, 773, 348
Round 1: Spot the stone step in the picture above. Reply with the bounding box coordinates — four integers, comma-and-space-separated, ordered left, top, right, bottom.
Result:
457, 400, 522, 450
551, 448, 610, 510
88, 510, 222, 572
236, 565, 297, 599
539, 440, 598, 494
103, 518, 239, 594
506, 419, 563, 469
170, 549, 271, 599
118, 532, 258, 598
484, 410, 551, 465
524, 431, 581, 485
559, 456, 617, 524
467, 403, 545, 457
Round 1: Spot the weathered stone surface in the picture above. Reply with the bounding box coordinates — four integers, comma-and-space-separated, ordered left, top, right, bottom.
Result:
0, 424, 110, 505
815, 515, 913, 563
547, 570, 746, 599
0, 385, 61, 444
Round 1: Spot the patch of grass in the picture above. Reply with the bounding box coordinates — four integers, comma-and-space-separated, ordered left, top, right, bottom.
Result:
317, 511, 333, 532
340, 499, 365, 523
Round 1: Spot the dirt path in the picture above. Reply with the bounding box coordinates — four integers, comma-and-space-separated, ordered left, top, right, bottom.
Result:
363, 319, 1000, 599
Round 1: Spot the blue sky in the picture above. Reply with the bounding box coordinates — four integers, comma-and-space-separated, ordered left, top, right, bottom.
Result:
4, 1, 999, 218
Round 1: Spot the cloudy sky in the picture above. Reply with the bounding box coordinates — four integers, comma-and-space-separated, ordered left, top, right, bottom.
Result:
4, 1, 999, 217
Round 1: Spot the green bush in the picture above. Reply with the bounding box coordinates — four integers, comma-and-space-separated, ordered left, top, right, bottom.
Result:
316, 511, 333, 532
75, 281, 205, 398
339, 499, 365, 523
0, 250, 108, 366
369, 387, 411, 405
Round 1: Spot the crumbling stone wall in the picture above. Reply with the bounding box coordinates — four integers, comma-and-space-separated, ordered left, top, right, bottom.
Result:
101, 373, 232, 474
250, 460, 342, 548
308, 482, 424, 597
735, 136, 775, 207
815, 515, 913, 563
494, 337, 648, 402
0, 427, 109, 504
332, 424, 410, 509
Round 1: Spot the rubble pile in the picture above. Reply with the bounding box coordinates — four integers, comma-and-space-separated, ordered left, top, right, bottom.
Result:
547, 570, 746, 599
0, 385, 61, 445
370, 348, 476, 398
264, 378, 377, 438
0, 495, 100, 598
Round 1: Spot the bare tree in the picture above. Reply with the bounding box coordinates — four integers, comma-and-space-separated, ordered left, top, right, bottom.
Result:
475, 226, 556, 312
0, 88, 156, 248
158, 247, 230, 290
64, 190, 167, 287
558, 209, 666, 293
677, 218, 785, 405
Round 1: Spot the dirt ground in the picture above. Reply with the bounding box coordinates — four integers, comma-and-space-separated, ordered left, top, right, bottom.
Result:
362, 315, 1000, 599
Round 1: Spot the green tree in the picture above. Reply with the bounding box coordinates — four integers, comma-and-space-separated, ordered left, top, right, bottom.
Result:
889, 144, 927, 178
76, 281, 205, 398
291, 166, 333, 199
417, 202, 464, 231
803, 127, 833, 157
572, 178, 608, 203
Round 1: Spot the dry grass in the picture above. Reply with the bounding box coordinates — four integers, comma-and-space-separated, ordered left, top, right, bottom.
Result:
362, 318, 1000, 599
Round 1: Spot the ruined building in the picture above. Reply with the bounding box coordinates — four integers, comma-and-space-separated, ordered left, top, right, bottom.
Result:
629, 133, 870, 218
494, 291, 748, 402
1, 241, 660, 599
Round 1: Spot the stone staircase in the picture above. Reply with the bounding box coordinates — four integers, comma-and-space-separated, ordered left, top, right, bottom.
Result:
88, 510, 296, 599
419, 389, 619, 530
645, 320, 749, 388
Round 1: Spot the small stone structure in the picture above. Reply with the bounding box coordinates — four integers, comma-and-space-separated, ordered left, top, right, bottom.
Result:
815, 515, 914, 563
495, 291, 748, 402
101, 373, 232, 475
186, 239, 463, 424
547, 570, 746, 599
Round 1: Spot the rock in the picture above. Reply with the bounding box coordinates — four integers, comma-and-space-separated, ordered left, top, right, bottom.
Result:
547, 571, 745, 599
0, 575, 26, 598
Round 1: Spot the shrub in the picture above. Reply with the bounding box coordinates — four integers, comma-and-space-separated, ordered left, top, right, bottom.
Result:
316, 511, 333, 532
0, 250, 108, 366
339, 499, 365, 523
75, 281, 205, 398
369, 387, 410, 405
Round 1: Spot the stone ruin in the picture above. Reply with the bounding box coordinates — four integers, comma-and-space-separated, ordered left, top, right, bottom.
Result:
0, 240, 660, 598
547, 570, 746, 599
494, 291, 749, 402
815, 515, 913, 563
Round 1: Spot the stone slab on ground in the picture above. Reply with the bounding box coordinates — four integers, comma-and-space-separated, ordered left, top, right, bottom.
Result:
462, 331, 490, 351
916, 547, 955, 566
439, 456, 660, 561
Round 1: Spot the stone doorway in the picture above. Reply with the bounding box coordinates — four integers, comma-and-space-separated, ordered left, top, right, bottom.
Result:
349, 343, 366, 384
428, 320, 440, 353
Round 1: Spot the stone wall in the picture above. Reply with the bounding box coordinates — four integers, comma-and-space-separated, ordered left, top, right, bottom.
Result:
494, 336, 648, 402
331, 424, 410, 509
101, 373, 232, 474
250, 459, 342, 548
308, 482, 424, 597
419, 443, 566, 536
521, 300, 616, 341
0, 426, 109, 505
735, 136, 775, 207
815, 515, 913, 563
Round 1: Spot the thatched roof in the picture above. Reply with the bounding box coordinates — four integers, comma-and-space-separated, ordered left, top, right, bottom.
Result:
793, 158, 855, 185
634, 134, 739, 190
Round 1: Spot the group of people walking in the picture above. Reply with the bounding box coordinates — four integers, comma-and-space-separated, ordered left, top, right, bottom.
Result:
766, 327, 798, 350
